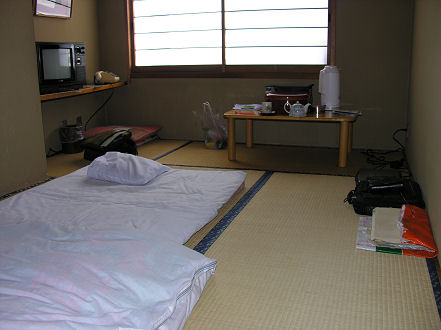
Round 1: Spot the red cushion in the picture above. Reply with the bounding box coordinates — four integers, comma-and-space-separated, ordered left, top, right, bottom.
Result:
85, 126, 161, 146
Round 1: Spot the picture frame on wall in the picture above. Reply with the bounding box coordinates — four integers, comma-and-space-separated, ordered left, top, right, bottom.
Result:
34, 0, 73, 19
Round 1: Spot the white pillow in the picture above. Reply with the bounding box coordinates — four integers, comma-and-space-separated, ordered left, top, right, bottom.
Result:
87, 152, 170, 185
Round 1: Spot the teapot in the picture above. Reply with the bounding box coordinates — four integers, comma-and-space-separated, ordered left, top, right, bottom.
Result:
284, 99, 311, 117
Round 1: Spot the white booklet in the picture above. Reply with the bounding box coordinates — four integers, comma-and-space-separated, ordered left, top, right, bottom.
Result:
233, 104, 262, 110
371, 207, 402, 244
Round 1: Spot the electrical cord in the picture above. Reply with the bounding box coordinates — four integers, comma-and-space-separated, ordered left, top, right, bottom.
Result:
392, 128, 407, 150
46, 148, 62, 158
84, 90, 115, 131
361, 128, 408, 171
46, 90, 115, 157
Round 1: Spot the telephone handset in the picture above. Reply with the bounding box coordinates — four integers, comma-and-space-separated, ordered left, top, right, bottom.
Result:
82, 129, 137, 161
94, 71, 120, 84
100, 130, 129, 147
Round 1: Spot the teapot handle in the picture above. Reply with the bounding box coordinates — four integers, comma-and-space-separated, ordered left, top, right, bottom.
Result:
284, 97, 291, 114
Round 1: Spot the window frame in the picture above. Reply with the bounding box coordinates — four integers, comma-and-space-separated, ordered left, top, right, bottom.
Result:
128, 0, 335, 79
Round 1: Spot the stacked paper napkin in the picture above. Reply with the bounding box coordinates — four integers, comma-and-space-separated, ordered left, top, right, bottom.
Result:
233, 104, 262, 110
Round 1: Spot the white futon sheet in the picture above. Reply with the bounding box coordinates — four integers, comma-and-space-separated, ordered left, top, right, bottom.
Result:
0, 213, 216, 329
0, 165, 246, 329
0, 167, 246, 244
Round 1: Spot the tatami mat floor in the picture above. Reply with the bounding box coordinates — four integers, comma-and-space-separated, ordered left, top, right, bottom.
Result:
39, 139, 441, 329
46, 138, 376, 178
157, 141, 375, 176
184, 173, 440, 329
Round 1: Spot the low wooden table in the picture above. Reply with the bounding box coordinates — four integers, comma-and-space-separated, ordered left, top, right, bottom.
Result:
223, 110, 359, 168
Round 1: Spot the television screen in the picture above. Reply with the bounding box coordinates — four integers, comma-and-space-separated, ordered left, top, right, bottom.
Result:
42, 48, 72, 80
36, 41, 86, 94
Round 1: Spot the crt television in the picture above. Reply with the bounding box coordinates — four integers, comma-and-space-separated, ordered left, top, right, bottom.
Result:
36, 41, 86, 94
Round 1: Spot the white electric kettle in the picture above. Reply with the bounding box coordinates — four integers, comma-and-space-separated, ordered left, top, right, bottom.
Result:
319, 65, 340, 110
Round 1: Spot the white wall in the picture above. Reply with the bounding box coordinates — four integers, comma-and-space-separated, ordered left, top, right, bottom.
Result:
407, 0, 441, 264
35, 0, 107, 153
0, 0, 47, 195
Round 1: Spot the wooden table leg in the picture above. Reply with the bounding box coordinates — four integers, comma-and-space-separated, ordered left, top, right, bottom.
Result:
246, 119, 253, 148
227, 117, 236, 161
338, 121, 349, 167
348, 122, 353, 153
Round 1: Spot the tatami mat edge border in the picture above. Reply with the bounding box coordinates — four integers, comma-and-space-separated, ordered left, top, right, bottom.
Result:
193, 171, 273, 254
0, 177, 55, 201
426, 258, 441, 320
164, 163, 356, 177
153, 140, 192, 161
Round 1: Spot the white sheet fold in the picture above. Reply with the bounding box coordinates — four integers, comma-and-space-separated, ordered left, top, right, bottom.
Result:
0, 216, 216, 330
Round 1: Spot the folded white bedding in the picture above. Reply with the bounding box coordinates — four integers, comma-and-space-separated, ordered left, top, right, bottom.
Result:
0, 214, 216, 329
0, 161, 246, 329
87, 152, 171, 185
1, 167, 246, 244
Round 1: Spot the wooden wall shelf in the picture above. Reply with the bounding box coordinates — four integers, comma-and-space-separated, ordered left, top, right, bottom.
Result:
40, 81, 127, 102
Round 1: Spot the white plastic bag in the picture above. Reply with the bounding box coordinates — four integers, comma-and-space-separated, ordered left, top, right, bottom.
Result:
196, 102, 227, 149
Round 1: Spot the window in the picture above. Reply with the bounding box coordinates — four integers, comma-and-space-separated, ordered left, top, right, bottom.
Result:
129, 0, 335, 78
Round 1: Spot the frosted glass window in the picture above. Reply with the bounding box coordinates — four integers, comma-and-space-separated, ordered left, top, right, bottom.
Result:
133, 0, 222, 66
226, 47, 327, 65
132, 0, 331, 69
136, 49, 222, 66
224, 2, 328, 65
224, 0, 328, 11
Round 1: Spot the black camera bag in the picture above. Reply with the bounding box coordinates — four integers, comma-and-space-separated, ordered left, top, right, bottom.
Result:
346, 169, 425, 215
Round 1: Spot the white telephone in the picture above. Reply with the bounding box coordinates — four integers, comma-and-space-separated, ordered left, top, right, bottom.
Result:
94, 71, 120, 84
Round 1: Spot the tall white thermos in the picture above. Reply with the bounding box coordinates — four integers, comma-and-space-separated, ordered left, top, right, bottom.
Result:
319, 65, 340, 110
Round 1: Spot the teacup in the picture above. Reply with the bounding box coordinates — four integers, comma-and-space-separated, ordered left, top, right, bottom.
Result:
261, 102, 272, 113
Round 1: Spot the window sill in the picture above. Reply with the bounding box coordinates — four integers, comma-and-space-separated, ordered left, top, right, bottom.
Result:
130, 65, 323, 79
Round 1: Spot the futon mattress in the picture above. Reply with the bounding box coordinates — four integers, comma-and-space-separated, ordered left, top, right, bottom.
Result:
0, 214, 216, 329
0, 167, 246, 244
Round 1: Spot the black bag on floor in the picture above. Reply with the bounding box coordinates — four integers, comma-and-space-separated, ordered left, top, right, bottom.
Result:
345, 169, 425, 215
82, 129, 138, 161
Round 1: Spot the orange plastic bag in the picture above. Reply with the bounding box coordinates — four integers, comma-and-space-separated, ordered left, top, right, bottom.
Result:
401, 205, 438, 258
